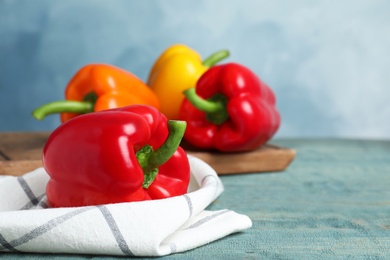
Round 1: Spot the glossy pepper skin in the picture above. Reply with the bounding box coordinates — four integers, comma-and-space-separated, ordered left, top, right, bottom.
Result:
147, 44, 229, 120
179, 63, 280, 152
44, 105, 190, 208
32, 64, 160, 123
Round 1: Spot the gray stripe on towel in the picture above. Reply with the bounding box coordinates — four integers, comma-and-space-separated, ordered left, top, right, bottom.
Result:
186, 210, 230, 229
0, 233, 21, 253
17, 176, 39, 206
20, 194, 46, 210
0, 207, 91, 252
183, 194, 193, 217
200, 175, 216, 187
97, 206, 134, 256
170, 243, 177, 253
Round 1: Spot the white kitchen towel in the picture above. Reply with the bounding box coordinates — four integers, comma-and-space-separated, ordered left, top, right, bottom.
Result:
0, 155, 252, 256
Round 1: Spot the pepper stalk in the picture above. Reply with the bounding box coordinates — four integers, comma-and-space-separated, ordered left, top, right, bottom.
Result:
202, 50, 230, 67
137, 120, 187, 188
32, 92, 98, 120
183, 88, 229, 125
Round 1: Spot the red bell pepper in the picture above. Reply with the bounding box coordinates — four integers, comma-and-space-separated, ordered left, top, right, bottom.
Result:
179, 63, 280, 152
44, 105, 190, 208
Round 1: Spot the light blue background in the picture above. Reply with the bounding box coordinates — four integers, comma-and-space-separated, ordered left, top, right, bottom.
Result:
1, 0, 389, 138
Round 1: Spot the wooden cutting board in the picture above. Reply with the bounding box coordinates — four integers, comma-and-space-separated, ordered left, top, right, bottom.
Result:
0, 132, 295, 176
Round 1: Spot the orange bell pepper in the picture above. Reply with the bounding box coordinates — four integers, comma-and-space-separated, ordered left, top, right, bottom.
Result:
32, 64, 160, 122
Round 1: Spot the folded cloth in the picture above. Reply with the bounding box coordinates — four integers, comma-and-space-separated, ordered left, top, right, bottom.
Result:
0, 155, 252, 256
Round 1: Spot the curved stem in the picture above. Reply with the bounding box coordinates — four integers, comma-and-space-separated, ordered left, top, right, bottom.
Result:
137, 120, 187, 188
32, 101, 94, 120
183, 88, 224, 112
202, 49, 230, 67
183, 88, 229, 125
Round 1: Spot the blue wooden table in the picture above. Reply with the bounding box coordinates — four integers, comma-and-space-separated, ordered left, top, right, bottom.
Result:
4, 139, 390, 259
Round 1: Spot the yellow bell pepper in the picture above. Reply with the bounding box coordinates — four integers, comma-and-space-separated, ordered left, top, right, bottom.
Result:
147, 44, 229, 119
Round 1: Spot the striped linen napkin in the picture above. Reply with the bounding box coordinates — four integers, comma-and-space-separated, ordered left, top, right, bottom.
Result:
0, 155, 252, 256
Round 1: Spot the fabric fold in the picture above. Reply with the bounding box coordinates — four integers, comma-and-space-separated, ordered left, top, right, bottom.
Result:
0, 155, 252, 256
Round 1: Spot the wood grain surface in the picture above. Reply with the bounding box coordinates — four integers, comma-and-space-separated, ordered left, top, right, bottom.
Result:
0, 132, 295, 176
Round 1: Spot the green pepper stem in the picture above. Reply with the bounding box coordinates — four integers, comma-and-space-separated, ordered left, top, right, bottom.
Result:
183, 88, 222, 112
32, 100, 94, 120
137, 120, 187, 188
202, 49, 230, 67
183, 88, 229, 125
